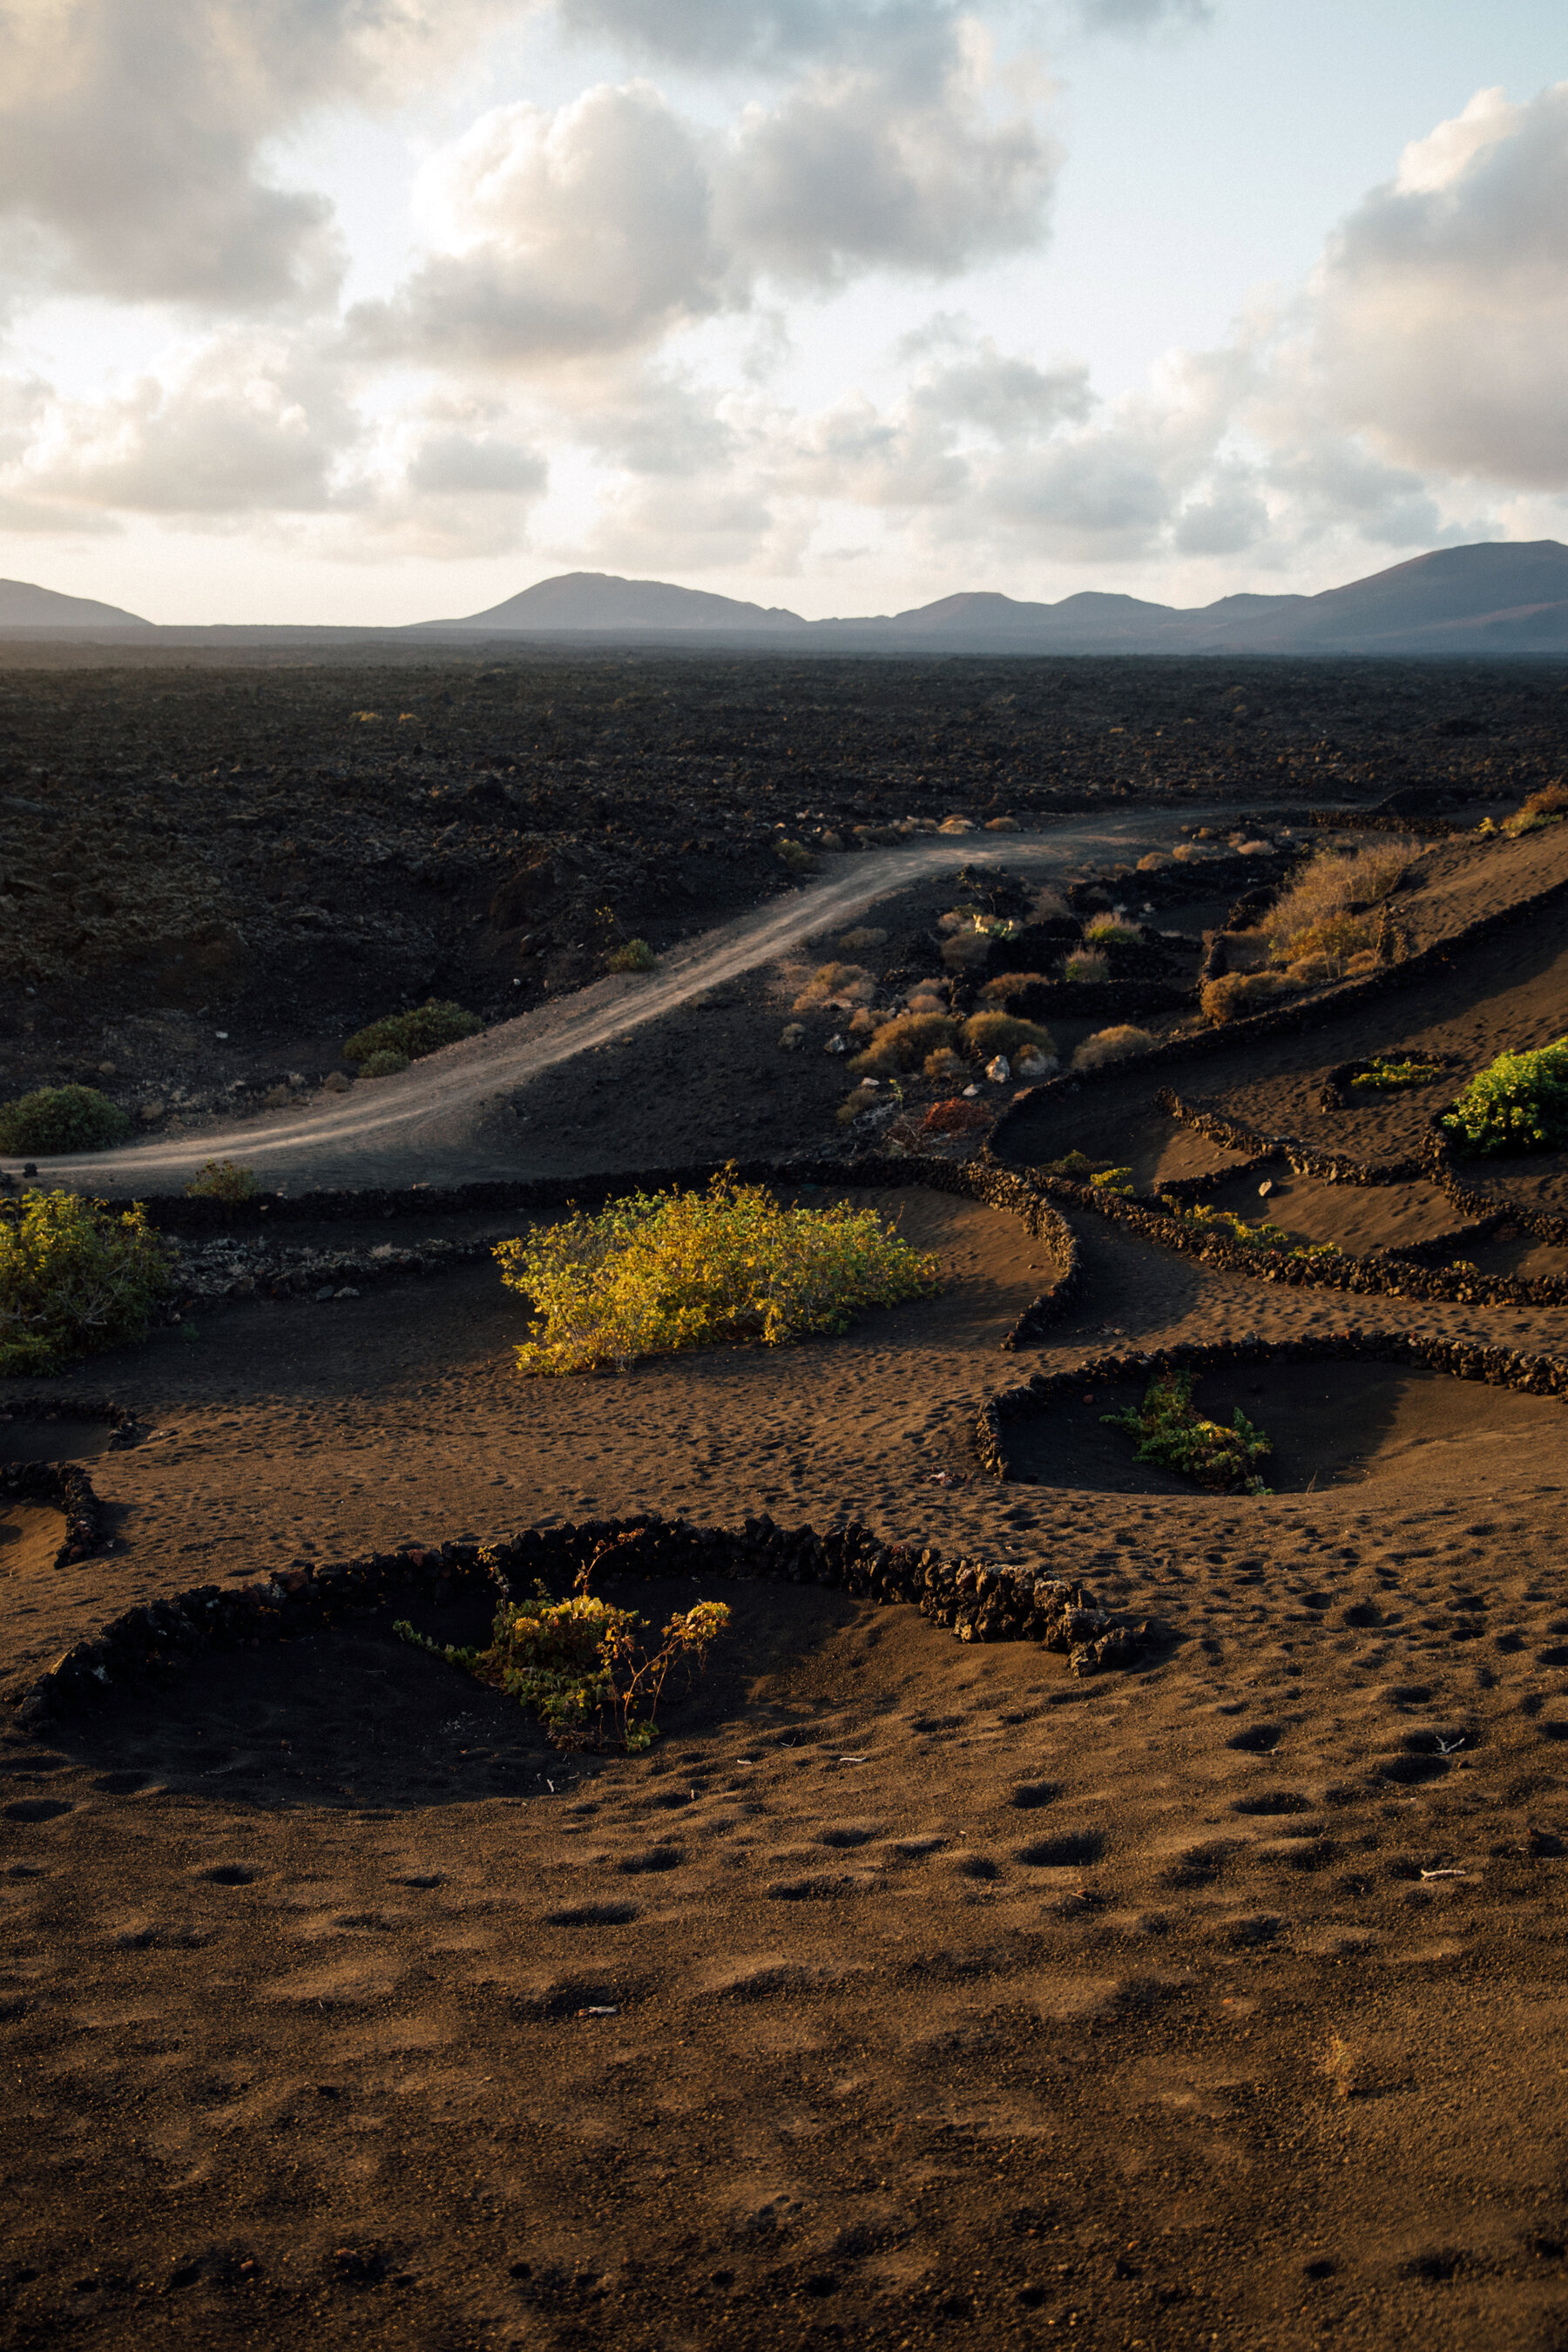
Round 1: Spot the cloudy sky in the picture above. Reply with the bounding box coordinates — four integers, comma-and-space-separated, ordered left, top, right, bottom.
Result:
1, 0, 1565, 623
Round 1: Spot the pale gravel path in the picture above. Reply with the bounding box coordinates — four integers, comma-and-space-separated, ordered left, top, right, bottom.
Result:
15, 810, 1222, 1193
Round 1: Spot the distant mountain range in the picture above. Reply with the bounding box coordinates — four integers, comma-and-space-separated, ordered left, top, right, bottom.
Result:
9, 540, 1568, 654
423, 542, 1568, 655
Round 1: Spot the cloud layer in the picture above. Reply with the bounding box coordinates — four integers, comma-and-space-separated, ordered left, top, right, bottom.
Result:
0, 1, 1562, 602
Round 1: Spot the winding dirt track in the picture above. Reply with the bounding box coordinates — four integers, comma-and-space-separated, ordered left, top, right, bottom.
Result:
16, 814, 1213, 1192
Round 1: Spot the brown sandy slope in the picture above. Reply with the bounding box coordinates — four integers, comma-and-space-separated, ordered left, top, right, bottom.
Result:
6, 823, 1568, 2352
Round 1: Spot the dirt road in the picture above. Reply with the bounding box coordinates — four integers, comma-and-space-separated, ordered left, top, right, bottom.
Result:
14, 814, 1212, 1192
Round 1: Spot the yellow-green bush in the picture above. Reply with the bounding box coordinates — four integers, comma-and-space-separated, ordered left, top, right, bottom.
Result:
961, 1011, 1056, 1064
495, 1173, 939, 1375
0, 1085, 132, 1156
343, 999, 482, 1065
1062, 950, 1109, 983
396, 1549, 730, 1751
1082, 917, 1140, 948
848, 1012, 959, 1076
0, 1189, 171, 1375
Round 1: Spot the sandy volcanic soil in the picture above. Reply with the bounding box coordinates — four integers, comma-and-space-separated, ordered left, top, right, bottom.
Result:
5, 799, 1568, 2351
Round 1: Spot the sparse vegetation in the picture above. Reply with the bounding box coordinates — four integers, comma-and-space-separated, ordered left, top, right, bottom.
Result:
1155, 1198, 1341, 1263
495, 1171, 939, 1375
607, 937, 657, 973
1082, 917, 1140, 948
1440, 1037, 1568, 1156
1497, 780, 1568, 837
1062, 950, 1110, 983
1261, 841, 1416, 971
1073, 1025, 1154, 1070
774, 837, 818, 874
1040, 1151, 1132, 1188
343, 999, 483, 1066
1348, 1053, 1444, 1092
185, 1159, 259, 1202
395, 1541, 730, 1751
0, 1085, 132, 1157
358, 1049, 410, 1077
0, 1189, 172, 1375
1104, 1369, 1272, 1494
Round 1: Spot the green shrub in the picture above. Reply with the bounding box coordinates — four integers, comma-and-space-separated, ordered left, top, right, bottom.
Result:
358, 1049, 410, 1078
608, 938, 658, 973
396, 1541, 730, 1751
342, 999, 482, 1065
495, 1171, 939, 1375
185, 1159, 258, 1202
848, 1012, 960, 1076
1062, 950, 1109, 983
1500, 780, 1568, 837
962, 1011, 1056, 1064
1104, 1370, 1272, 1494
0, 1189, 172, 1375
1082, 918, 1140, 947
1348, 1054, 1443, 1092
774, 838, 818, 875
0, 1086, 132, 1156
1440, 1037, 1568, 1155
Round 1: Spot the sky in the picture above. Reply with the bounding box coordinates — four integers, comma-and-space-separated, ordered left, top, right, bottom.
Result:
0, 0, 1565, 625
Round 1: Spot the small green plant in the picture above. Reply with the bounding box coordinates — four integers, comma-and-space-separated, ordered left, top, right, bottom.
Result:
774, 838, 818, 875
1440, 1037, 1568, 1155
185, 1159, 259, 1202
1062, 950, 1110, 983
1348, 1054, 1443, 1092
607, 938, 657, 973
1041, 1150, 1131, 1186
0, 1086, 132, 1157
358, 1049, 409, 1078
496, 1170, 939, 1375
1104, 1369, 1272, 1494
1154, 1197, 1342, 1265
342, 999, 482, 1066
395, 1540, 731, 1751
0, 1189, 172, 1375
1082, 917, 1140, 948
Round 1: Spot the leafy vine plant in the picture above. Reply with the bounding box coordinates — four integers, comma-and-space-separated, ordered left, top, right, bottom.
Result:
395, 1534, 731, 1752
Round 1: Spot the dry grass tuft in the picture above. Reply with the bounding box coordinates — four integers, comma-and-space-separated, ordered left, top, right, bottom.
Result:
1200, 970, 1301, 1024
792, 961, 877, 1014
838, 926, 887, 950
1072, 1025, 1154, 1071
1261, 841, 1417, 970
848, 1012, 961, 1076
1063, 950, 1110, 983
963, 1011, 1056, 1065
